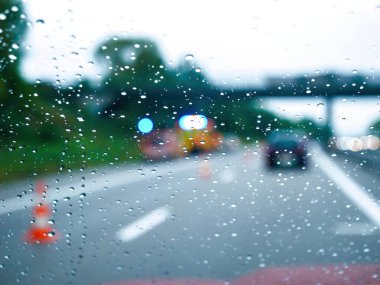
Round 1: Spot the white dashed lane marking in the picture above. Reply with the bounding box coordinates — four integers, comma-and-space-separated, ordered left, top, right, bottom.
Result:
116, 206, 172, 242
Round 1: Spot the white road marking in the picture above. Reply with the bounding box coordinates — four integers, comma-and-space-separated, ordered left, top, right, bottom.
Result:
0, 147, 257, 216
314, 147, 380, 228
116, 206, 171, 242
0, 159, 196, 216
333, 222, 379, 236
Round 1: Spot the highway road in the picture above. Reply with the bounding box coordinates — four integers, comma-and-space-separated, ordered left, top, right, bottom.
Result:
0, 144, 379, 284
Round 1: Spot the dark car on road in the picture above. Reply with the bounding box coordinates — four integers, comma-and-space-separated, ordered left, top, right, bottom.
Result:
265, 130, 308, 168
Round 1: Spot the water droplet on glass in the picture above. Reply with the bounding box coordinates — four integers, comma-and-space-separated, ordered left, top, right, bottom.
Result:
185, 54, 194, 61
36, 19, 45, 24
116, 265, 124, 270
77, 117, 84, 122
0, 14, 7, 21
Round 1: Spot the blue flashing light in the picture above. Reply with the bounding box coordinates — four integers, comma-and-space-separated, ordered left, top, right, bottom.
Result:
138, 118, 154, 133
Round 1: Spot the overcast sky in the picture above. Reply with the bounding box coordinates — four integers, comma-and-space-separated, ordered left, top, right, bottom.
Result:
22, 0, 380, 85
20, 0, 380, 135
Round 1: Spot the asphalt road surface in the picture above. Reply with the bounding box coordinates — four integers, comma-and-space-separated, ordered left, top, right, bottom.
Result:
0, 144, 379, 284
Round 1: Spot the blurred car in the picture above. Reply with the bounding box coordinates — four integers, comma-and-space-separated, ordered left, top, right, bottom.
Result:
175, 116, 223, 155
140, 128, 181, 160
140, 116, 224, 160
265, 130, 308, 168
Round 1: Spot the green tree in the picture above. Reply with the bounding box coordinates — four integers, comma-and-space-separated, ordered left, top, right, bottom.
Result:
0, 0, 27, 100
95, 37, 176, 93
369, 118, 380, 135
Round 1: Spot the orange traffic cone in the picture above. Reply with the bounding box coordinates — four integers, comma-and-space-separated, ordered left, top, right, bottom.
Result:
199, 159, 212, 180
25, 181, 58, 244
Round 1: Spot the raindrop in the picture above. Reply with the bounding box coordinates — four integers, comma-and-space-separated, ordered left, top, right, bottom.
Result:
36, 19, 45, 24
116, 265, 124, 270
8, 54, 17, 60
185, 54, 194, 61
0, 14, 7, 21
77, 117, 84, 122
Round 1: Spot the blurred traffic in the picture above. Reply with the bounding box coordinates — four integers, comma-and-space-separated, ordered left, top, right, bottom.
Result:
140, 115, 223, 160
264, 130, 308, 169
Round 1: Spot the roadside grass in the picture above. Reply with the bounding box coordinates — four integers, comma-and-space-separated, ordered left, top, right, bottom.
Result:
0, 135, 143, 183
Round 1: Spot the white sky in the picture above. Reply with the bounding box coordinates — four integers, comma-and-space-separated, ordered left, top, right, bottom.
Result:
21, 0, 380, 85
263, 98, 380, 136
20, 0, 380, 135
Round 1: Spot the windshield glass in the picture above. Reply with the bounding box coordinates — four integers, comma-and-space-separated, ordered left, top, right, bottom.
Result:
1, 1, 380, 284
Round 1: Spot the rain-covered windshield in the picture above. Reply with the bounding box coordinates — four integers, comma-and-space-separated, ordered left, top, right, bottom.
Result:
1, 1, 380, 284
